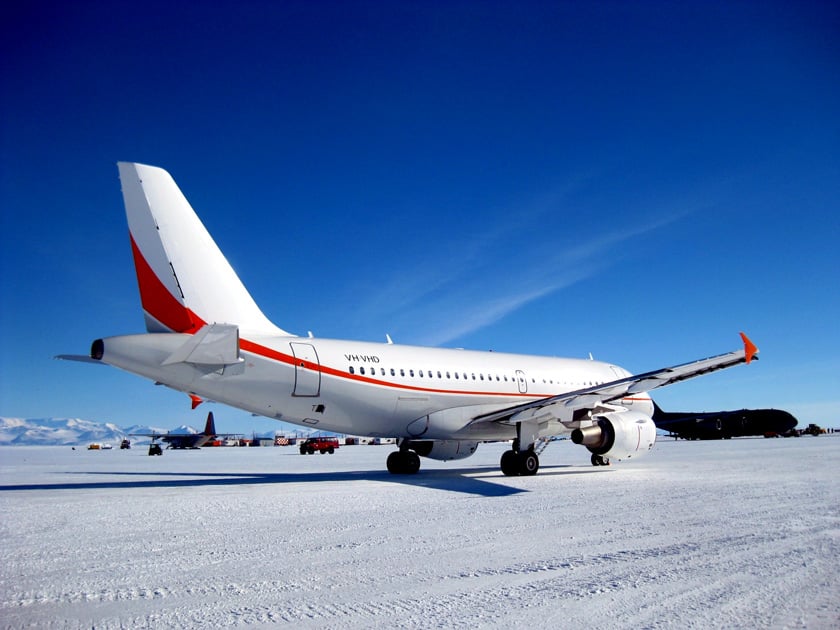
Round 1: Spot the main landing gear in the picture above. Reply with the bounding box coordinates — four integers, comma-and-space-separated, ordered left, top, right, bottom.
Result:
500, 421, 542, 476
500, 443, 539, 476
387, 447, 421, 474
591, 453, 611, 466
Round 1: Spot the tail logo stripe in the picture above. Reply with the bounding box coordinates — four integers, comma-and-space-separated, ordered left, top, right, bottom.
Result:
130, 234, 205, 333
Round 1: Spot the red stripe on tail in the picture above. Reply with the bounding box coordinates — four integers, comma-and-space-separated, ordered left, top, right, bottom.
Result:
129, 234, 205, 333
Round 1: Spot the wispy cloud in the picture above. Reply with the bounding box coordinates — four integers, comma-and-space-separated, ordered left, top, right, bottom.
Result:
353, 187, 690, 346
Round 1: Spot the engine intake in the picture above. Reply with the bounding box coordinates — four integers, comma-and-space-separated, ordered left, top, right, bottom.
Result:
91, 338, 104, 360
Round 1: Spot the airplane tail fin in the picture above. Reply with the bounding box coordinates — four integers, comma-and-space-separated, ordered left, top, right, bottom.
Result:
117, 162, 291, 336
651, 400, 668, 421
203, 411, 216, 436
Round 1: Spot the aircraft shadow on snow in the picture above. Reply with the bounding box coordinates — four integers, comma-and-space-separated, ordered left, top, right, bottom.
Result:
0, 464, 605, 498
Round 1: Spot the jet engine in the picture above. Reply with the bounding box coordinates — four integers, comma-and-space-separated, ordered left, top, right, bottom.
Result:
409, 440, 480, 461
570, 411, 656, 461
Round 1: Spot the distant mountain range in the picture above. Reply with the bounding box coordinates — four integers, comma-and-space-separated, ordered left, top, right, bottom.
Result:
0, 417, 307, 446
0, 417, 187, 446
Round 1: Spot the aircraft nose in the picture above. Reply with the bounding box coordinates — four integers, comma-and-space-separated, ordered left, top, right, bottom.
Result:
781, 411, 798, 430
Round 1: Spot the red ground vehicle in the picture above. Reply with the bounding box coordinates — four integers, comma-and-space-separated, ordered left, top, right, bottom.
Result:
299, 437, 339, 454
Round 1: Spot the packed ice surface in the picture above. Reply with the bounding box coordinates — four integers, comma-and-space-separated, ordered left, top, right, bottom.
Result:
1, 436, 838, 629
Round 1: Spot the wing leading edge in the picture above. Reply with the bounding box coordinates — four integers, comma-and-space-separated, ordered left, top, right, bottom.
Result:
470, 332, 759, 426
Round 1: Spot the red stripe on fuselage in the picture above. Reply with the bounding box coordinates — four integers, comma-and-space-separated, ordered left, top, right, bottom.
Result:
130, 234, 205, 333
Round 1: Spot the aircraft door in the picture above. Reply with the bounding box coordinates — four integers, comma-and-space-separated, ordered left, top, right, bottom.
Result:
515, 370, 528, 394
290, 342, 321, 397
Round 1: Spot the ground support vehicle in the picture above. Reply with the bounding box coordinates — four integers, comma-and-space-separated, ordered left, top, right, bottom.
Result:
299, 437, 339, 455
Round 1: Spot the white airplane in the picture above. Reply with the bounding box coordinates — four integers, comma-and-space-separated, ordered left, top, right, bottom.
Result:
60, 162, 759, 475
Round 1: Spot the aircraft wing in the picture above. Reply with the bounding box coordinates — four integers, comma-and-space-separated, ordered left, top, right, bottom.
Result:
55, 354, 104, 364
128, 432, 242, 440
470, 333, 758, 426
129, 432, 168, 440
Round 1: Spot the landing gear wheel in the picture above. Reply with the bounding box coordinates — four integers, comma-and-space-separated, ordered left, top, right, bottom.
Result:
591, 453, 610, 466
500, 450, 540, 476
500, 450, 519, 476
519, 451, 539, 476
406, 451, 420, 474
387, 450, 421, 474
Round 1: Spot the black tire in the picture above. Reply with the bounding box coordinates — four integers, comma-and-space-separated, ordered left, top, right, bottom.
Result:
328, 447, 335, 454
519, 451, 539, 476
386, 450, 421, 474
406, 451, 421, 474
500, 450, 519, 476
387, 451, 403, 474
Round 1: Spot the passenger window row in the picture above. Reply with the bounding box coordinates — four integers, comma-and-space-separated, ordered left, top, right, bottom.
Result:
346, 365, 600, 389
348, 365, 514, 383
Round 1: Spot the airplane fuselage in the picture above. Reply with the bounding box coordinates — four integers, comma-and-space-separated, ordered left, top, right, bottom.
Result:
654, 408, 797, 440
96, 332, 652, 441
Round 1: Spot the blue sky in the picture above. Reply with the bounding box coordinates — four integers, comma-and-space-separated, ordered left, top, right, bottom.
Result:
1, 1, 838, 434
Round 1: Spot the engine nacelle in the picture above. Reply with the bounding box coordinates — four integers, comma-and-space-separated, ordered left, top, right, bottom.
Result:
409, 440, 480, 461
570, 411, 656, 461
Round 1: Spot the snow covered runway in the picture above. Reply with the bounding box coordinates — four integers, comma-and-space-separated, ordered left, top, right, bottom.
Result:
1, 437, 838, 628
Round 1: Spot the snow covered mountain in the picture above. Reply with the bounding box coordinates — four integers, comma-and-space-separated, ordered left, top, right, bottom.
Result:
0, 417, 323, 446
0, 418, 195, 446
0, 417, 129, 446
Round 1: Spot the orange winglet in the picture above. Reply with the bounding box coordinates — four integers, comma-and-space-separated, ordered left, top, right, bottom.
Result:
190, 394, 204, 409
739, 332, 758, 364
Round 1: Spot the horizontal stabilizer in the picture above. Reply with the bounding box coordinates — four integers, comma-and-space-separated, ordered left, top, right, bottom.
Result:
162, 324, 242, 366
